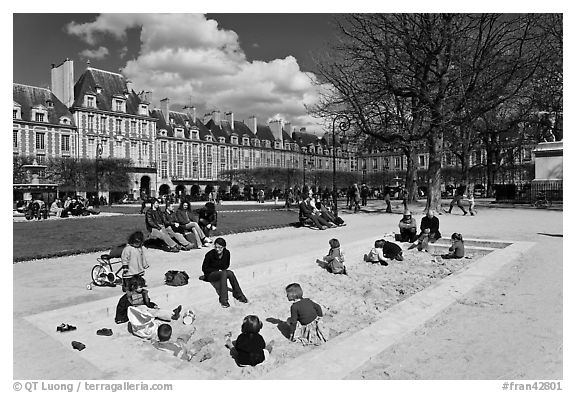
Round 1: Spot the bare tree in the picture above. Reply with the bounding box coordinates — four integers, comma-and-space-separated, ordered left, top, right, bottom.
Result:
311, 13, 550, 212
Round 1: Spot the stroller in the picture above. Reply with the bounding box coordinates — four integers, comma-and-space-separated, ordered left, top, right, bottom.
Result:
88, 243, 126, 289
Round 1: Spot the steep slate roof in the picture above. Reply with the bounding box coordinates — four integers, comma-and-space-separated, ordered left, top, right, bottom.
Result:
73, 67, 143, 115
150, 109, 212, 139
13, 83, 75, 125
204, 119, 229, 141
255, 124, 275, 143
292, 131, 323, 148
282, 129, 294, 143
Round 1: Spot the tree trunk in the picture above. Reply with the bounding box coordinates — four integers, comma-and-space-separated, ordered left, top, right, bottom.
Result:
404, 146, 418, 202
461, 152, 472, 196
426, 131, 444, 213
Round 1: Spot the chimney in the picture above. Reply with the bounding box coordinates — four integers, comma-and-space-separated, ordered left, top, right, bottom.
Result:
160, 98, 170, 123
211, 110, 221, 124
248, 115, 257, 134
269, 119, 283, 143
203, 113, 212, 124
184, 105, 196, 123
51, 58, 74, 108
225, 112, 234, 130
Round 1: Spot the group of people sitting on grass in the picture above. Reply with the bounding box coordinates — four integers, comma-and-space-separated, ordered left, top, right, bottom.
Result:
299, 189, 346, 230
144, 199, 218, 252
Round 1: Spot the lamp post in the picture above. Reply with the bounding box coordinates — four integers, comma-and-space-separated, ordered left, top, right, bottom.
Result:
332, 114, 351, 217
95, 142, 103, 206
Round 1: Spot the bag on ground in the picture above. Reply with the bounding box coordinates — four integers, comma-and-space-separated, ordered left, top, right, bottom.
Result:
127, 306, 158, 339
165, 270, 189, 286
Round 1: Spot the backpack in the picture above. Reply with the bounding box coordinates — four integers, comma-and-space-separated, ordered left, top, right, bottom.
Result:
165, 270, 189, 286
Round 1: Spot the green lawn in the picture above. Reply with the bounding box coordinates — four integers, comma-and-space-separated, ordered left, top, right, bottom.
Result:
13, 209, 299, 262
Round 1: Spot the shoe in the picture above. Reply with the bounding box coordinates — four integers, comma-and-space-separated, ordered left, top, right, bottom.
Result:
236, 296, 248, 303
166, 246, 180, 253
172, 305, 182, 320
182, 244, 194, 251
71, 341, 86, 351
220, 301, 230, 308
96, 328, 113, 336
115, 317, 128, 324
202, 242, 210, 247
320, 226, 328, 230
57, 323, 77, 333
204, 237, 213, 243
463, 211, 468, 215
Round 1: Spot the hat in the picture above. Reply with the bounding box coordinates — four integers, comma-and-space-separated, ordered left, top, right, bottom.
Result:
403, 209, 411, 216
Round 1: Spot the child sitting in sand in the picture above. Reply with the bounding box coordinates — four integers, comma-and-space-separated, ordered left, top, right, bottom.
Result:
225, 315, 273, 366
322, 238, 347, 274
115, 276, 181, 325
151, 323, 196, 361
121, 231, 149, 291
285, 283, 327, 346
441, 233, 465, 259
380, 239, 404, 261
364, 239, 388, 265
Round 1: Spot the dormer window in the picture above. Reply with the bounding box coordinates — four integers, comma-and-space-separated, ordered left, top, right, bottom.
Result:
95, 85, 102, 94
254, 140, 260, 147
46, 99, 54, 108
114, 98, 126, 112
139, 104, 148, 116
219, 137, 225, 143
13, 104, 21, 120
86, 95, 96, 108
31, 105, 47, 123
231, 136, 238, 144
243, 137, 249, 146
274, 141, 281, 149
60, 117, 70, 125
205, 135, 213, 142
175, 128, 184, 138
191, 130, 199, 140
265, 140, 271, 148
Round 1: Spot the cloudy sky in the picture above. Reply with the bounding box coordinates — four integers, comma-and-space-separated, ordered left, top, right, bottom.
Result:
13, 13, 340, 133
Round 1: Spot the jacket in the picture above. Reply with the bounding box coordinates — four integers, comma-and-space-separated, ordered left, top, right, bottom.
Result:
145, 208, 166, 232
196, 207, 218, 226
202, 248, 231, 276
175, 209, 195, 225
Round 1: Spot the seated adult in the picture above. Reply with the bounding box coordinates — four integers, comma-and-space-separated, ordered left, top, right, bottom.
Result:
68, 197, 85, 216
50, 199, 64, 218
196, 202, 218, 239
144, 199, 180, 253
201, 237, 248, 308
162, 204, 195, 251
397, 210, 417, 242
299, 192, 331, 230
313, 196, 345, 226
174, 201, 212, 248
413, 209, 441, 252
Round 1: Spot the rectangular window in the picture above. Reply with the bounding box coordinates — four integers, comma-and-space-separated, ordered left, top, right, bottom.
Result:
115, 100, 123, 112
192, 161, 199, 178
373, 158, 378, 169
13, 110, 17, 119
384, 158, 389, 169
177, 161, 183, 178
13, 131, 18, 148
177, 142, 183, 155
35, 113, 45, 122
206, 145, 212, 160
87, 96, 95, 108
207, 163, 212, 179
419, 155, 426, 167
220, 163, 225, 173
61, 135, 70, 152
475, 151, 482, 165
131, 121, 136, 135
115, 141, 124, 158
445, 153, 452, 166
161, 140, 167, 153
35, 133, 45, 150
101, 116, 107, 132
130, 142, 137, 160
394, 157, 401, 169
161, 161, 168, 178
88, 115, 94, 132
116, 119, 122, 134
142, 121, 147, 136
35, 154, 45, 164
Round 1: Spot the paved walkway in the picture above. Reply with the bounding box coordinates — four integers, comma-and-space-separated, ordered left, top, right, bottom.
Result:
12, 200, 563, 380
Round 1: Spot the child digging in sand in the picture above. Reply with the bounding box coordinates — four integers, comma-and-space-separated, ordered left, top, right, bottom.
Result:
225, 315, 274, 367
152, 323, 196, 361
322, 238, 347, 274
285, 283, 327, 345
441, 233, 465, 259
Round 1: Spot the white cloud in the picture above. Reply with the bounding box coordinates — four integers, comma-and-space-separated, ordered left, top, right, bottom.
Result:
66, 13, 326, 131
79, 46, 110, 60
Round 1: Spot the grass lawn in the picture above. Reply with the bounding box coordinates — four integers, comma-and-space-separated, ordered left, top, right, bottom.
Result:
13, 209, 299, 262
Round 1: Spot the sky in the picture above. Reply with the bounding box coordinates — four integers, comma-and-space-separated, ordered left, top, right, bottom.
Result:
13, 13, 340, 133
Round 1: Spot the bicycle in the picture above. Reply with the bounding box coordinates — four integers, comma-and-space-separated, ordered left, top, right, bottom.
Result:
87, 244, 125, 290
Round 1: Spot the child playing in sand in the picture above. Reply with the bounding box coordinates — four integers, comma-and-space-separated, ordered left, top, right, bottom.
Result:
285, 283, 327, 345
441, 233, 465, 259
364, 239, 388, 265
225, 315, 273, 366
322, 238, 347, 274
151, 323, 196, 361
121, 231, 149, 290
380, 239, 404, 261
115, 276, 181, 325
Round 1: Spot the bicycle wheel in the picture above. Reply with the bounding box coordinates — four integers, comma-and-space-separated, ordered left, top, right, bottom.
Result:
91, 265, 111, 287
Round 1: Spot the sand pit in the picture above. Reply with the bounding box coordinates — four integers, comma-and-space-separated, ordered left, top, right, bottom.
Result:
126, 247, 490, 379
